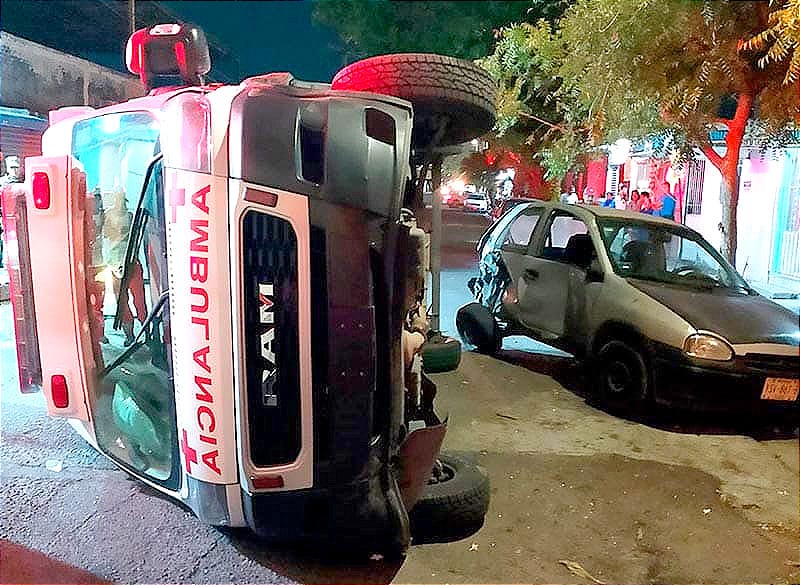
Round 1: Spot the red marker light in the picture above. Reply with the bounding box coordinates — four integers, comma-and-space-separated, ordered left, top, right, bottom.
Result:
150, 23, 181, 36
244, 188, 278, 207
174, 41, 187, 69
32, 172, 50, 210
51, 375, 69, 408
252, 475, 284, 489
125, 28, 147, 74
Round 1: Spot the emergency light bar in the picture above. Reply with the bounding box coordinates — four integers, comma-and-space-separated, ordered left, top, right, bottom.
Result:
126, 23, 211, 92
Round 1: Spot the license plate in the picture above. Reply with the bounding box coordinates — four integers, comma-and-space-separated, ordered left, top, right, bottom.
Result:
760, 378, 800, 401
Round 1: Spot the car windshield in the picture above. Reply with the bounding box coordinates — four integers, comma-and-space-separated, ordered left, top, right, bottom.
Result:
597, 218, 752, 293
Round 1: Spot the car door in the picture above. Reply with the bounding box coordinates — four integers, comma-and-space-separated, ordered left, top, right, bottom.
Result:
510, 211, 593, 341
497, 206, 545, 322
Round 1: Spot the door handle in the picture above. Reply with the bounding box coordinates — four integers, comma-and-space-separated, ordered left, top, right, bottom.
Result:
523, 268, 539, 281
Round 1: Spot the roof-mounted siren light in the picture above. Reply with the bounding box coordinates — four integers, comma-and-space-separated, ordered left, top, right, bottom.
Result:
126, 23, 211, 92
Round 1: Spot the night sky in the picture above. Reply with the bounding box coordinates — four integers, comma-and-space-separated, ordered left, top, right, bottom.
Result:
162, 1, 344, 83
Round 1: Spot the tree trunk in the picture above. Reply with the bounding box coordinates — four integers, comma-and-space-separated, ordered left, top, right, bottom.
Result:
699, 91, 753, 265
719, 169, 740, 263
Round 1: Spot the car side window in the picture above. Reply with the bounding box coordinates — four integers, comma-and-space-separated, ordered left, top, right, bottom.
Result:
537, 213, 595, 268
500, 210, 542, 250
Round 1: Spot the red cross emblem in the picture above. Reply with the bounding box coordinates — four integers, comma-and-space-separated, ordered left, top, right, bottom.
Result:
180, 428, 198, 473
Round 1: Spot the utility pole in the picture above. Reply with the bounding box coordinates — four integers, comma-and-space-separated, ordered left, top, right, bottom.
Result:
430, 157, 443, 332
128, 0, 136, 36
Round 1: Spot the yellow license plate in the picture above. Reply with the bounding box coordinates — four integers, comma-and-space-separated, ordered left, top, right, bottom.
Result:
760, 378, 800, 401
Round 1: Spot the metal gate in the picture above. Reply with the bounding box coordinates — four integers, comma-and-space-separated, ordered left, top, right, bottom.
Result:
773, 150, 800, 280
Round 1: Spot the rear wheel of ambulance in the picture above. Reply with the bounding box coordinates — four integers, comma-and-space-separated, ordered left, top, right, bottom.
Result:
331, 53, 497, 149
409, 454, 490, 543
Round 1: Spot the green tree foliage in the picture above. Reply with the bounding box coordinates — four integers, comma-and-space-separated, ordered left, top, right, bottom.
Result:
742, 0, 800, 84
487, 0, 799, 262
313, 0, 569, 62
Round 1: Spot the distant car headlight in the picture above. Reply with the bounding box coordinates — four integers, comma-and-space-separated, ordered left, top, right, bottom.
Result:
684, 334, 734, 361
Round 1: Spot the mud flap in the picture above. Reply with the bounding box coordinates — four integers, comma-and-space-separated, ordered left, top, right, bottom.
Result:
397, 420, 447, 511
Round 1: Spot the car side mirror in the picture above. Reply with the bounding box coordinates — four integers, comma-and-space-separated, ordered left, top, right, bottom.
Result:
586, 259, 604, 283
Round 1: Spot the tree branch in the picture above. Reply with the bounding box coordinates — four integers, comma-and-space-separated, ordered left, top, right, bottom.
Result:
701, 142, 724, 170
518, 111, 567, 133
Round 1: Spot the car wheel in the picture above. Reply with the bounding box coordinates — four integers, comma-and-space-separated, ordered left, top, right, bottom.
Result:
409, 454, 490, 544
456, 302, 501, 355
421, 334, 462, 373
331, 53, 496, 148
596, 340, 649, 409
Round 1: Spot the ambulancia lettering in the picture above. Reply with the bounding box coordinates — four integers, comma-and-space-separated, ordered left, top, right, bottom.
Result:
185, 184, 221, 476
259, 283, 278, 407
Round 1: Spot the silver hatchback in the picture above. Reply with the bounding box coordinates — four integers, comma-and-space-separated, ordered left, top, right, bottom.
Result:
461, 201, 800, 412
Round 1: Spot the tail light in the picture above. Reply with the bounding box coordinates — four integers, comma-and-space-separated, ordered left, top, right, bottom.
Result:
32, 172, 51, 210
51, 375, 69, 408
1, 185, 43, 392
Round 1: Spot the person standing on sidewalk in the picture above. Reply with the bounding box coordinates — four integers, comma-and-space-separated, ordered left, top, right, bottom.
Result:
660, 183, 677, 221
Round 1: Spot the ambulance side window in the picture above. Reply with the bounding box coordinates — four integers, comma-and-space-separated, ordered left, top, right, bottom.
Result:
73, 112, 179, 490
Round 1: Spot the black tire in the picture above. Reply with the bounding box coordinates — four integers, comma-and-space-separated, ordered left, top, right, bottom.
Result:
409, 454, 490, 544
331, 54, 497, 147
595, 340, 649, 410
421, 334, 461, 373
456, 302, 501, 354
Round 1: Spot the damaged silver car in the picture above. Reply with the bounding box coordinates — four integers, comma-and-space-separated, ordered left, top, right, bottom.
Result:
460, 201, 799, 413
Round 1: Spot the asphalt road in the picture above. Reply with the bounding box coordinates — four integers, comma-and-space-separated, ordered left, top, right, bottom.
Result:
1, 209, 798, 584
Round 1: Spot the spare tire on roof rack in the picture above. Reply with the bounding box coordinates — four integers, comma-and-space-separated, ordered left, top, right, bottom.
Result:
331, 53, 497, 149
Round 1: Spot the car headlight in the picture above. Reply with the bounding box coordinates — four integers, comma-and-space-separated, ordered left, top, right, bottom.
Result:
684, 334, 734, 361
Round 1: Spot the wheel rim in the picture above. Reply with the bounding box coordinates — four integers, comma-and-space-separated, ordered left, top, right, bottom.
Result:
606, 360, 633, 395
428, 460, 455, 485
600, 344, 645, 400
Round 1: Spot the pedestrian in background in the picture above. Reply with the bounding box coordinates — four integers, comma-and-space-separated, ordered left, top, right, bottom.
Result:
639, 191, 654, 214
566, 187, 579, 204
629, 189, 641, 212
0, 155, 23, 186
601, 191, 615, 208
615, 185, 628, 210
660, 183, 676, 220
0, 155, 24, 268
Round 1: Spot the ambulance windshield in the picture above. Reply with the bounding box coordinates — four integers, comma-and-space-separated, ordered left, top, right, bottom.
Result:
72, 112, 180, 490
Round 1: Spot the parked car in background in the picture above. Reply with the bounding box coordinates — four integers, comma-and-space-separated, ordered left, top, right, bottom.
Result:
441, 186, 466, 208
464, 192, 489, 213
459, 201, 799, 414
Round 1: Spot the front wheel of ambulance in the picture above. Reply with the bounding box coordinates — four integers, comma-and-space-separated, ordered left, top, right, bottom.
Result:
409, 454, 490, 544
331, 53, 497, 149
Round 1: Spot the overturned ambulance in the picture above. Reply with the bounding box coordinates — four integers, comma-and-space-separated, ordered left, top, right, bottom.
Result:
2, 23, 496, 552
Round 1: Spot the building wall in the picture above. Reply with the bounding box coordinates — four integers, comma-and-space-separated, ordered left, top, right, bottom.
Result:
0, 32, 142, 116
0, 107, 48, 167
735, 152, 784, 282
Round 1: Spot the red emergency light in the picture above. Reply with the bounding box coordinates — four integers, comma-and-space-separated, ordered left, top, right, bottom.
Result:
51, 375, 69, 408
126, 23, 211, 92
32, 172, 50, 210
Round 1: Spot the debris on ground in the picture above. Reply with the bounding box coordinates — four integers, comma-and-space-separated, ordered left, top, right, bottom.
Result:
45, 459, 63, 472
702, 508, 712, 515
495, 412, 519, 421
469, 543, 479, 551
558, 560, 606, 584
